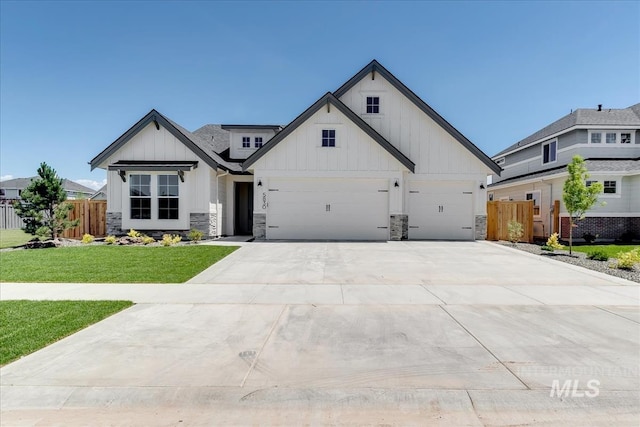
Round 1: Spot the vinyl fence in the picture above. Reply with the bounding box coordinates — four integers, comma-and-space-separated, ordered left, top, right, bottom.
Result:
0, 204, 22, 229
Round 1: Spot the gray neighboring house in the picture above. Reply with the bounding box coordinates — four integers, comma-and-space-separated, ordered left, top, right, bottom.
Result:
489, 103, 640, 240
90, 184, 107, 200
0, 177, 95, 201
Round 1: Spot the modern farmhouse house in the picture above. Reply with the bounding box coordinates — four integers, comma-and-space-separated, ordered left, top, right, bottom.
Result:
90, 60, 501, 240
488, 103, 640, 240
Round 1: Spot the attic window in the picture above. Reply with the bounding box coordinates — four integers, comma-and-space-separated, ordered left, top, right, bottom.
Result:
242, 137, 251, 148
366, 97, 380, 114
255, 137, 263, 148
322, 129, 336, 147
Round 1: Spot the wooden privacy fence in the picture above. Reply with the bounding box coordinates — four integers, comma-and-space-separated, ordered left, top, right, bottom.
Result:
62, 200, 107, 239
0, 204, 22, 229
486, 200, 534, 243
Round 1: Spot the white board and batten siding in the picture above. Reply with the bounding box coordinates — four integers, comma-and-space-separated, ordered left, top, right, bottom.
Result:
338, 72, 490, 219
100, 123, 215, 230
250, 104, 410, 240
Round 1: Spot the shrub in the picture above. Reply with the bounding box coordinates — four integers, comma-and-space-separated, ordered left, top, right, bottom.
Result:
81, 234, 95, 244
141, 235, 155, 245
127, 229, 141, 238
582, 233, 598, 244
161, 234, 182, 247
188, 229, 204, 242
541, 245, 554, 251
545, 233, 564, 251
104, 235, 117, 245
619, 231, 638, 244
507, 220, 524, 244
614, 248, 640, 270
587, 249, 609, 261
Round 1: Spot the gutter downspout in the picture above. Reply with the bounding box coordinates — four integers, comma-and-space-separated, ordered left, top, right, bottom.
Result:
541, 178, 553, 235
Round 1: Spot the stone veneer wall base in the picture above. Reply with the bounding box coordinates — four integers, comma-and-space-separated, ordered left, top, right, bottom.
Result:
106, 212, 122, 236
253, 213, 266, 240
475, 215, 487, 240
390, 215, 408, 241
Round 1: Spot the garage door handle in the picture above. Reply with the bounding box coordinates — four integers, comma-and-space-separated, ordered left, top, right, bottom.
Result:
378, 190, 388, 192
409, 226, 419, 229
268, 226, 279, 228
462, 227, 472, 229
409, 191, 419, 193
377, 227, 388, 229
463, 191, 473, 194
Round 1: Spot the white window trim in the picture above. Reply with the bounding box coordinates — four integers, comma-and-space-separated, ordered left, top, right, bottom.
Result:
586, 178, 621, 199
362, 94, 384, 116
525, 190, 542, 218
122, 172, 188, 230
541, 139, 558, 165
588, 130, 635, 145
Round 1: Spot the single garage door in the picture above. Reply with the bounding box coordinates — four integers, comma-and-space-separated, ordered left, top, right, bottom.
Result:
266, 178, 389, 240
408, 181, 474, 240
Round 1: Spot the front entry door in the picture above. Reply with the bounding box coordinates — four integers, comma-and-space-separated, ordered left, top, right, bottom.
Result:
234, 182, 254, 235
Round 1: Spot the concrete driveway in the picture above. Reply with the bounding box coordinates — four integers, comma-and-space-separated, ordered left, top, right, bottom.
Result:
1, 241, 639, 425
188, 241, 634, 286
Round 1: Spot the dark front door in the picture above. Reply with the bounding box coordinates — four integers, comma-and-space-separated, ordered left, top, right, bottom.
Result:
234, 182, 253, 235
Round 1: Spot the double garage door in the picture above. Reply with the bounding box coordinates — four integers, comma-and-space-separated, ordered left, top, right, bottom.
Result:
408, 181, 474, 240
266, 178, 389, 240
264, 178, 474, 240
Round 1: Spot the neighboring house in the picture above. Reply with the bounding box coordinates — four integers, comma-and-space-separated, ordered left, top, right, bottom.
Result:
90, 184, 107, 200
90, 60, 501, 240
0, 177, 95, 201
488, 103, 640, 240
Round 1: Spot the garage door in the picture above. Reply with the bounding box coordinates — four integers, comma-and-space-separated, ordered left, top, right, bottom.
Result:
408, 181, 474, 240
266, 178, 389, 240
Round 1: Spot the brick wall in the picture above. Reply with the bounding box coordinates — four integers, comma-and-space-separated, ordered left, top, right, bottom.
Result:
560, 216, 640, 240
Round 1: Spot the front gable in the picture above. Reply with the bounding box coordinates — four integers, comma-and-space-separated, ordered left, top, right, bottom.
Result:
335, 60, 501, 176
244, 93, 414, 173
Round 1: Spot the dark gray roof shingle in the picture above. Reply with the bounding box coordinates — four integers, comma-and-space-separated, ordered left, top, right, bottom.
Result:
192, 124, 231, 154
489, 158, 640, 187
0, 177, 95, 194
494, 103, 640, 157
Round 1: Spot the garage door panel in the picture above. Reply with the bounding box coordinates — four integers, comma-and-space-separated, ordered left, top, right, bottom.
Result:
266, 178, 389, 240
408, 181, 474, 240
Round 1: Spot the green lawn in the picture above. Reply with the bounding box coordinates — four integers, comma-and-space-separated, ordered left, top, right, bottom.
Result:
0, 229, 34, 249
0, 300, 133, 365
570, 244, 639, 258
0, 245, 238, 283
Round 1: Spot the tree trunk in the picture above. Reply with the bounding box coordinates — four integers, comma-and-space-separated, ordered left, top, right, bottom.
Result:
568, 217, 573, 255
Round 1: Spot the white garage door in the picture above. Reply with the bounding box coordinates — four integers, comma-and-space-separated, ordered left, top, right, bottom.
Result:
408, 181, 474, 240
266, 178, 389, 240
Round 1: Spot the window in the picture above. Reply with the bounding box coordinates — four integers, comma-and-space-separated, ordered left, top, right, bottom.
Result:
254, 137, 263, 148
585, 180, 597, 187
542, 140, 557, 164
158, 175, 179, 219
621, 133, 631, 144
322, 129, 336, 147
0, 189, 4, 197
525, 191, 541, 216
130, 175, 151, 219
242, 137, 251, 148
496, 157, 505, 166
606, 133, 617, 144
603, 180, 617, 194
590, 133, 601, 144
366, 96, 380, 114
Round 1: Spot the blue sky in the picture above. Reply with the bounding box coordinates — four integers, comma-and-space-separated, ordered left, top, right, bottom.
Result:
1, 1, 638, 189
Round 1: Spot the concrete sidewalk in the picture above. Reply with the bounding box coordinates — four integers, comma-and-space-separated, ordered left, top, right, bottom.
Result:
1, 282, 638, 305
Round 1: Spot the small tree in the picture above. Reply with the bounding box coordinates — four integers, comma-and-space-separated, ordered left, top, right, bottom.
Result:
14, 163, 80, 240
507, 220, 524, 244
562, 155, 603, 254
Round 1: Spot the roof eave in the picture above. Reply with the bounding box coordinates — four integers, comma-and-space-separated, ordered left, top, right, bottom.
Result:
335, 60, 501, 175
